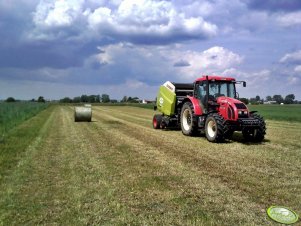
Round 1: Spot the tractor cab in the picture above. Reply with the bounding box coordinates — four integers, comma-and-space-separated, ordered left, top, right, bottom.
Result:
194, 76, 246, 114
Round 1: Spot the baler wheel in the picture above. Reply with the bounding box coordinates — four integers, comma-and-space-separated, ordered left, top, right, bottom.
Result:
153, 114, 163, 129
180, 102, 197, 136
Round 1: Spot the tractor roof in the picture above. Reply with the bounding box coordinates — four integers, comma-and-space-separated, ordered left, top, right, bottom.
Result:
195, 75, 235, 82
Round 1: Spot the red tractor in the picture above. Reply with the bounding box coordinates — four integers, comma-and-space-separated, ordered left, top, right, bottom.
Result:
153, 75, 266, 142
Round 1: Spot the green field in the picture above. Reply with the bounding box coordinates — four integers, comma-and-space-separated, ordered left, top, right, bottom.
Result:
0, 104, 301, 225
248, 104, 301, 122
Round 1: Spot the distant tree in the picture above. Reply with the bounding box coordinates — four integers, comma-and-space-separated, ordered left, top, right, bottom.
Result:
73, 96, 81, 103
60, 97, 72, 103
284, 94, 295, 104
273, 95, 284, 104
30, 98, 36, 102
128, 97, 139, 103
101, 94, 110, 103
121, 96, 127, 102
249, 98, 258, 105
239, 98, 249, 105
266, 96, 272, 101
80, 95, 89, 103
95, 95, 100, 103
88, 95, 100, 103
5, 97, 15, 102
255, 95, 261, 102
37, 96, 45, 103
110, 99, 118, 103
87, 95, 95, 103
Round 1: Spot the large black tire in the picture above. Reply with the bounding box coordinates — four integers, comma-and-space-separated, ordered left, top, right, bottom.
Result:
153, 114, 162, 129
242, 113, 266, 142
224, 129, 234, 139
205, 113, 225, 142
180, 102, 197, 136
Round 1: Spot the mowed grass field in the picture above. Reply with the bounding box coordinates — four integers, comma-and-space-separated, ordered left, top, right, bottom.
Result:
1, 105, 301, 225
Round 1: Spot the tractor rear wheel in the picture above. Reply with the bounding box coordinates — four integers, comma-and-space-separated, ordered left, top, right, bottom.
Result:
205, 113, 225, 142
180, 102, 197, 136
242, 113, 266, 142
153, 114, 162, 129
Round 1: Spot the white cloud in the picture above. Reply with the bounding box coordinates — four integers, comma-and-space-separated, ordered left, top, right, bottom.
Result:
176, 1, 213, 18
221, 68, 277, 98
287, 76, 300, 84
294, 65, 301, 72
31, 0, 217, 43
280, 50, 301, 63
222, 68, 271, 84
277, 11, 301, 27
87, 43, 243, 83
166, 46, 243, 79
87, 7, 113, 29
34, 0, 85, 28
87, 0, 217, 41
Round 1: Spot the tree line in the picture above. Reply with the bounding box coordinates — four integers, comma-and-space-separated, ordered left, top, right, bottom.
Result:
240, 94, 299, 105
60, 94, 109, 103
59, 94, 142, 103
4, 96, 46, 103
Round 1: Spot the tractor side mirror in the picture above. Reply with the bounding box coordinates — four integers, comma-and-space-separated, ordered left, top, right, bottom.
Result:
243, 81, 246, 87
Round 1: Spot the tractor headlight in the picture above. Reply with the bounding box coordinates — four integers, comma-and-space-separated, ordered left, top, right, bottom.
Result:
238, 110, 247, 115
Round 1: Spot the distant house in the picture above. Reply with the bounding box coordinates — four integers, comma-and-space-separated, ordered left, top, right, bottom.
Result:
141, 99, 154, 104
263, 101, 277, 104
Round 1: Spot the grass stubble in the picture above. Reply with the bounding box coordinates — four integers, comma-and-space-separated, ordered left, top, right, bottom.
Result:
0, 105, 300, 225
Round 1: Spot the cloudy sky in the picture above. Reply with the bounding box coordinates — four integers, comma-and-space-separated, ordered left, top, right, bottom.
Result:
0, 0, 301, 100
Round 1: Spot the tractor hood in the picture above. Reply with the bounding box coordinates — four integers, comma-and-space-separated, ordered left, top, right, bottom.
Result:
217, 96, 244, 105
216, 96, 249, 120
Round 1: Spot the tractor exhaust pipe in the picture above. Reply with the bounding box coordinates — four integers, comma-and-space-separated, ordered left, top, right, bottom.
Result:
206, 75, 209, 113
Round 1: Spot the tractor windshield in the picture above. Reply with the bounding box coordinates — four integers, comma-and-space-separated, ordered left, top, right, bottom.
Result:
197, 81, 236, 101
209, 82, 236, 98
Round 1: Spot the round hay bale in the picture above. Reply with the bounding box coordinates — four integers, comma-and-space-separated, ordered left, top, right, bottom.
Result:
74, 107, 92, 122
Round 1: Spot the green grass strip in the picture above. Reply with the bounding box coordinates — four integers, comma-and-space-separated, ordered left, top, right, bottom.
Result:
0, 102, 49, 136
0, 105, 54, 183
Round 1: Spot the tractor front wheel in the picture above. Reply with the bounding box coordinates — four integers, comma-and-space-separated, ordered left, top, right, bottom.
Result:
205, 113, 225, 142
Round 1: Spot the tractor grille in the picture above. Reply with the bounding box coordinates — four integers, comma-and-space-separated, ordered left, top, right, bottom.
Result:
239, 118, 260, 127
227, 105, 235, 119
235, 103, 247, 109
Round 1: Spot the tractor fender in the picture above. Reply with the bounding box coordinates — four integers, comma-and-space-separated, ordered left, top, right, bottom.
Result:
182, 97, 203, 116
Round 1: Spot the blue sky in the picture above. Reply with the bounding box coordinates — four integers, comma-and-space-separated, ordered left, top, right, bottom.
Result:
0, 0, 301, 100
